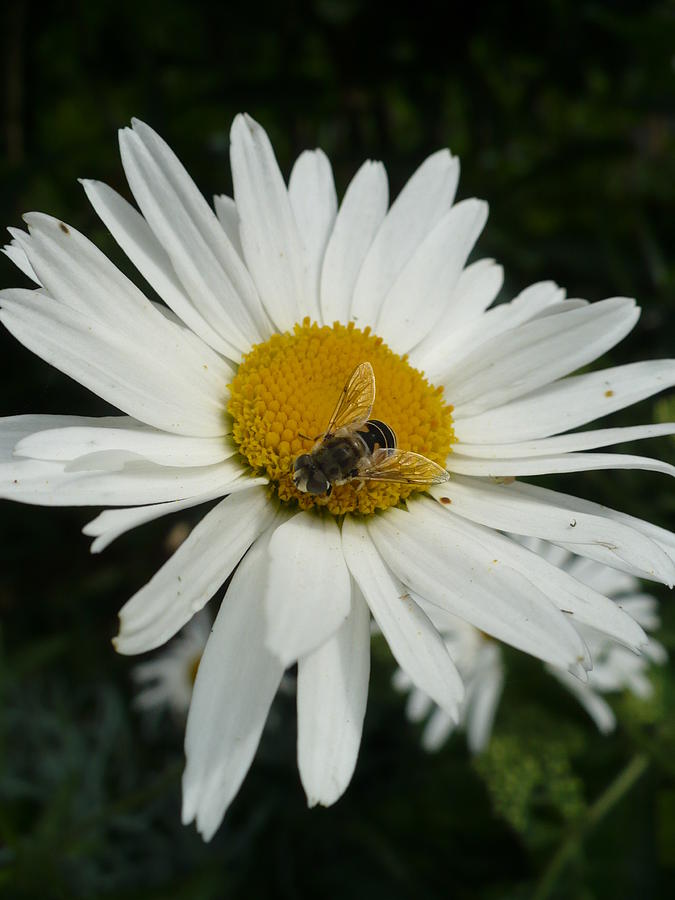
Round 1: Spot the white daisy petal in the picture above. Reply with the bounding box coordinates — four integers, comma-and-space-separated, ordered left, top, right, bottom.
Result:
436, 258, 504, 328
464, 649, 504, 754
406, 687, 435, 722
369, 502, 590, 672
213, 194, 244, 258
376, 198, 488, 353
511, 481, 675, 582
350, 149, 460, 328
132, 609, 212, 716
289, 149, 337, 322
13, 213, 232, 386
264, 512, 351, 666
182, 523, 285, 841
81, 179, 235, 357
446, 449, 675, 479
430, 476, 675, 586
409, 258, 503, 368
431, 499, 648, 648
548, 669, 617, 734
456, 423, 675, 458
230, 113, 309, 332
421, 707, 456, 752
454, 360, 675, 444
15, 419, 234, 468
1, 440, 249, 508
341, 515, 464, 720
618, 595, 661, 630
449, 297, 640, 415
0, 413, 103, 448
2, 238, 40, 284
130, 119, 271, 342
420, 280, 564, 382
82, 479, 265, 553
115, 487, 275, 655
297, 585, 370, 808
466, 674, 504, 753
319, 160, 388, 324
120, 124, 268, 356
571, 563, 640, 598
0, 289, 226, 438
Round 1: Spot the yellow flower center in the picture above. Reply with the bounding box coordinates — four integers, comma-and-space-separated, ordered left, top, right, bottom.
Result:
227, 320, 455, 515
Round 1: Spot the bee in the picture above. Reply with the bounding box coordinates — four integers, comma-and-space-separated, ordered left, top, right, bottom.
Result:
292, 362, 450, 496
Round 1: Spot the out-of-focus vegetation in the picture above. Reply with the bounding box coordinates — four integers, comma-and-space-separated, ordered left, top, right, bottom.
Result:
1, 1, 674, 897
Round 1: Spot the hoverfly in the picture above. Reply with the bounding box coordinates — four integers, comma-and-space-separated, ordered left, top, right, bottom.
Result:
292, 362, 450, 496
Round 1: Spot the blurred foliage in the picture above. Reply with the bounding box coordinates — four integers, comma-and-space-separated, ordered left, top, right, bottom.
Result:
1, 0, 675, 897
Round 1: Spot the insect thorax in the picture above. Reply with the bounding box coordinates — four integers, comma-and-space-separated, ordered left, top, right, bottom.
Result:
313, 433, 365, 482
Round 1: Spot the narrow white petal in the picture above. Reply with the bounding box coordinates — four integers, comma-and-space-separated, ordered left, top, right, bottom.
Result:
456, 423, 675, 458
264, 512, 351, 666
426, 495, 649, 648
548, 668, 616, 734
448, 297, 640, 416
182, 524, 285, 841
510, 481, 675, 585
0, 289, 227, 438
213, 194, 244, 258
341, 515, 463, 719
16, 420, 234, 467
1, 440, 250, 507
446, 450, 675, 479
376, 199, 488, 353
369, 502, 590, 672
422, 707, 456, 752
120, 124, 268, 354
83, 479, 265, 553
409, 258, 503, 369
289, 149, 337, 322
406, 687, 435, 722
320, 160, 388, 324
465, 655, 504, 754
0, 414, 106, 451
130, 119, 269, 342
616, 595, 660, 630
230, 113, 309, 331
430, 476, 675, 584
297, 586, 370, 808
82, 179, 235, 357
14, 213, 231, 385
421, 280, 564, 383
454, 360, 675, 444
2, 239, 41, 283
115, 487, 275, 654
351, 149, 460, 328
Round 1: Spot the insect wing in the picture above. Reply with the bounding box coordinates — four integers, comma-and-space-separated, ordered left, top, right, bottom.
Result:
324, 361, 376, 436
359, 448, 450, 485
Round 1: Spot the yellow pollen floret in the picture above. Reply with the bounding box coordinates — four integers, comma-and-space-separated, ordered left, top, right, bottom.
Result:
227, 320, 455, 515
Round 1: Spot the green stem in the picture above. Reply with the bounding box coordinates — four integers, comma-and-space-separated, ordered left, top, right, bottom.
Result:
532, 752, 650, 900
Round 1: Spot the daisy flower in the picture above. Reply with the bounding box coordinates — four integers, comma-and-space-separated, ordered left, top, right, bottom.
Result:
2, 114, 675, 840
395, 542, 667, 752
392, 612, 504, 753
132, 609, 211, 718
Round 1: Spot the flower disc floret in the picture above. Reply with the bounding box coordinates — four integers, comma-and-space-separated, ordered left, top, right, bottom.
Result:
227, 319, 455, 515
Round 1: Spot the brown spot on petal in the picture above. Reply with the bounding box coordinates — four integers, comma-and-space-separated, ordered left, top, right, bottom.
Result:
438, 496, 452, 504
58, 222, 70, 234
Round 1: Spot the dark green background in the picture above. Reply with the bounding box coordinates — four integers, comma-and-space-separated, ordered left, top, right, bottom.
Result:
1, 1, 675, 897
